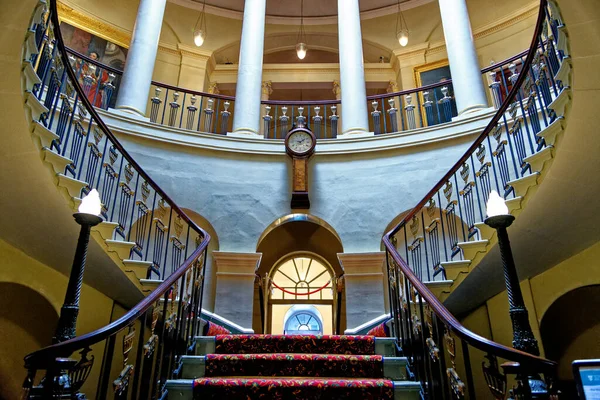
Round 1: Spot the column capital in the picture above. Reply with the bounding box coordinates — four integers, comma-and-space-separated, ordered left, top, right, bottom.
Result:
338, 252, 386, 275
207, 82, 220, 95
387, 80, 400, 94
212, 251, 262, 275
261, 80, 273, 97
332, 80, 342, 99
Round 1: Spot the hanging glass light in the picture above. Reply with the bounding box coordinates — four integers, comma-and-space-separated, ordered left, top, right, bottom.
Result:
395, 0, 409, 47
193, 0, 207, 47
296, 0, 307, 60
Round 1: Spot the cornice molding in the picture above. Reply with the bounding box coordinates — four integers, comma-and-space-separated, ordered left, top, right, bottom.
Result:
338, 252, 386, 273
57, 2, 131, 48
168, 0, 435, 26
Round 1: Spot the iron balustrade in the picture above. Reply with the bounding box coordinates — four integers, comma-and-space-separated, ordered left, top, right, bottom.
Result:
382, 0, 566, 398
22, 1, 212, 398
65, 46, 537, 139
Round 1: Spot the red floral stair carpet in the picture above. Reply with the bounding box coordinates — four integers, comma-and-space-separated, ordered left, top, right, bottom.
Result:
193, 334, 394, 399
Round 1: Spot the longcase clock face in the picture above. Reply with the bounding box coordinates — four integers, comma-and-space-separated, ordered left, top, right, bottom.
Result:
287, 131, 314, 156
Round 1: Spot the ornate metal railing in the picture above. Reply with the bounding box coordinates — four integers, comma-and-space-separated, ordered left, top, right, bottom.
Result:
382, 0, 565, 398
22, 1, 211, 398
66, 44, 531, 140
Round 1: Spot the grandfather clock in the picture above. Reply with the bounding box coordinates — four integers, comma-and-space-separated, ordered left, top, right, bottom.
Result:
284, 122, 316, 209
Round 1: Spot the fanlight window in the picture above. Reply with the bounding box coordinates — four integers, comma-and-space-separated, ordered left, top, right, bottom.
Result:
271, 257, 333, 300
284, 306, 323, 335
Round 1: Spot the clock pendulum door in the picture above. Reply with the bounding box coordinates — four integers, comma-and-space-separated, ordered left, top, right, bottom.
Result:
291, 157, 310, 209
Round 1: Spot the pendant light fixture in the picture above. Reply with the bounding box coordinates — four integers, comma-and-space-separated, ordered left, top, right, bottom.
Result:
296, 0, 307, 60
395, 0, 409, 47
193, 0, 207, 47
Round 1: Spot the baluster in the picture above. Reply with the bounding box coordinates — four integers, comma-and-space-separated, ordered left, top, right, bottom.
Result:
371, 101, 381, 134
489, 67, 503, 109
329, 105, 338, 138
439, 86, 453, 123
279, 106, 289, 137
167, 92, 180, 127
296, 106, 306, 126
186, 95, 198, 130
423, 91, 434, 127
220, 101, 231, 134
405, 94, 417, 130
149, 87, 162, 123
262, 105, 272, 138
203, 98, 214, 132
312, 106, 322, 138
101, 72, 116, 110
387, 98, 399, 133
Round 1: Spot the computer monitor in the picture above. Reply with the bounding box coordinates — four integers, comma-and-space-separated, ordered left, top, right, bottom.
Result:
573, 360, 600, 399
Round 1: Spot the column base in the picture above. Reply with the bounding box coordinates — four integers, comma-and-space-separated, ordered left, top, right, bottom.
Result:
452, 105, 494, 121
109, 107, 151, 122
227, 128, 263, 139
337, 129, 374, 139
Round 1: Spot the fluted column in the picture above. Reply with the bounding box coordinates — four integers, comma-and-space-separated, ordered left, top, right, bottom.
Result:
337, 0, 370, 137
438, 0, 488, 115
115, 0, 167, 116
230, 0, 267, 136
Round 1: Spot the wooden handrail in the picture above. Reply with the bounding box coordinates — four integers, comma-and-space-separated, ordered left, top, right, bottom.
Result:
382, 0, 556, 373
24, 0, 211, 367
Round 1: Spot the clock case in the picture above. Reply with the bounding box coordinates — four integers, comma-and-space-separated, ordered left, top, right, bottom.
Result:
284, 122, 316, 209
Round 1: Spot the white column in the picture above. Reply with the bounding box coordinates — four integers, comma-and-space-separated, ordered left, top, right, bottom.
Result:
230, 0, 266, 137
115, 0, 167, 116
337, 0, 370, 137
438, 0, 488, 115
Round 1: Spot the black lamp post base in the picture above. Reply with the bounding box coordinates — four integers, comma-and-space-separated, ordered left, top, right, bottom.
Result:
484, 214, 515, 229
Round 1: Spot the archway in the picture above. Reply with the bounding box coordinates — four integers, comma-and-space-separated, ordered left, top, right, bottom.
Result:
0, 283, 58, 399
540, 285, 600, 398
254, 214, 344, 333
268, 253, 334, 335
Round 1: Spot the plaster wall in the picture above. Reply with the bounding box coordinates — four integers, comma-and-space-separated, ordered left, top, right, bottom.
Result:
0, 238, 115, 398
108, 122, 482, 253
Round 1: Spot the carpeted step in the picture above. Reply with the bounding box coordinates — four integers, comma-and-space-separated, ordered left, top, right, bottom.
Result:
180, 354, 408, 380
194, 377, 396, 399
165, 378, 421, 400
195, 334, 396, 356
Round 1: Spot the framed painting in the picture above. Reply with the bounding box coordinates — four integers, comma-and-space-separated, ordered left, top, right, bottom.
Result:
413, 60, 457, 125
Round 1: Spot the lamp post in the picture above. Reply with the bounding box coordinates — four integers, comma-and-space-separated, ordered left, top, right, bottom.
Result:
484, 191, 540, 356
53, 189, 103, 343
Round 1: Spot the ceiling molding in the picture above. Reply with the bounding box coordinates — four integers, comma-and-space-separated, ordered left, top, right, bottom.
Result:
168, 0, 434, 25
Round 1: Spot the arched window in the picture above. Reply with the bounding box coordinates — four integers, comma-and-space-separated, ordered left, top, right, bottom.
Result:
270, 256, 333, 300
283, 305, 323, 335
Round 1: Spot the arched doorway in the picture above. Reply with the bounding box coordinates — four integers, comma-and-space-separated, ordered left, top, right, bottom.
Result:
268, 254, 335, 335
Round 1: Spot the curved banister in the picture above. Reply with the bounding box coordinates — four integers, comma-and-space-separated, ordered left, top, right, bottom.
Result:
24, 238, 209, 367
23, 0, 210, 375
382, 0, 559, 382
386, 9, 546, 238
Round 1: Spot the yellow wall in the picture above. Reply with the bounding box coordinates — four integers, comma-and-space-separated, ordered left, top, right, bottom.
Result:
0, 238, 116, 398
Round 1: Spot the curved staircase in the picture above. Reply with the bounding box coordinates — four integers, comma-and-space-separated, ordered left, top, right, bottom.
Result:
14, 0, 575, 398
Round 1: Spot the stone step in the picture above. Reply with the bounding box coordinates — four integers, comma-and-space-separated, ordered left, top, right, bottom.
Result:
548, 86, 572, 118
165, 378, 421, 400
22, 60, 41, 93
55, 173, 86, 199
24, 91, 48, 122
457, 240, 488, 261
179, 354, 409, 380
554, 55, 572, 87
41, 148, 71, 175
424, 280, 453, 299
439, 260, 470, 281
508, 172, 540, 198
31, 120, 59, 149
538, 116, 565, 147
524, 145, 554, 173
105, 239, 135, 260
140, 278, 163, 293
122, 259, 153, 281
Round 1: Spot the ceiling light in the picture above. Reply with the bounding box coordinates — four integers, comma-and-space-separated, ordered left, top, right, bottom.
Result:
395, 0, 409, 47
296, 0, 308, 60
193, 0, 207, 47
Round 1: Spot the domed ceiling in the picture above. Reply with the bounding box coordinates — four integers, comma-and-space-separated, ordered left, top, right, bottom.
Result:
175, 0, 427, 22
